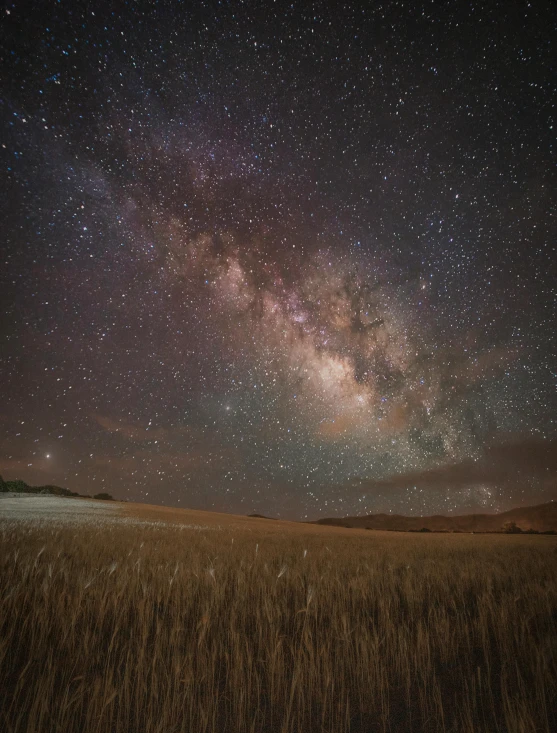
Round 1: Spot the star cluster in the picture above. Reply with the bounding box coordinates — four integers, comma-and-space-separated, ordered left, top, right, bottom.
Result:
1, 0, 555, 518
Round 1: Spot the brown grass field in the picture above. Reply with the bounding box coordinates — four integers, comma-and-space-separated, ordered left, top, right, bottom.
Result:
1, 500, 556, 732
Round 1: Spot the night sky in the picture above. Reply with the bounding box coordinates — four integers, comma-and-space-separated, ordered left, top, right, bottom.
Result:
1, 0, 556, 519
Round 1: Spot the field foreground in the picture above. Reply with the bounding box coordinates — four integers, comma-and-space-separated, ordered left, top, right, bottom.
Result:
1, 498, 556, 732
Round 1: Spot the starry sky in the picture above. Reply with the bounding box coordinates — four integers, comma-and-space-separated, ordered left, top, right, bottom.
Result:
1, 0, 556, 519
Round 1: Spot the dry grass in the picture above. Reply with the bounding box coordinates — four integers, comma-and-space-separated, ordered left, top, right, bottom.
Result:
1, 515, 556, 733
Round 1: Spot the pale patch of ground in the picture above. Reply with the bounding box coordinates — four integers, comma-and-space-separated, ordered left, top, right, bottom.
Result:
0, 494, 120, 524
0, 494, 216, 531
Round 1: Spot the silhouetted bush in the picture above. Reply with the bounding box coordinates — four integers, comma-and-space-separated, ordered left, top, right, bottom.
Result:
36, 485, 79, 497
5, 479, 31, 493
0, 479, 86, 497
502, 521, 523, 534
93, 493, 114, 501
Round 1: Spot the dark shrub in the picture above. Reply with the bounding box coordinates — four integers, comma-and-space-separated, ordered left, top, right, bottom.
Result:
36, 485, 79, 497
93, 492, 114, 501
502, 521, 523, 534
5, 479, 30, 493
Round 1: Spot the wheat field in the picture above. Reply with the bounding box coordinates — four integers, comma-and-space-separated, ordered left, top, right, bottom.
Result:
1, 514, 556, 733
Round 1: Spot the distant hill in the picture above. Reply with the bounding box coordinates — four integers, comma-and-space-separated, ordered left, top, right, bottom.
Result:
248, 513, 276, 520
313, 501, 557, 533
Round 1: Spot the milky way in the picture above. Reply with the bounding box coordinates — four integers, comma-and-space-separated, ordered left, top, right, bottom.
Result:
1, 0, 555, 518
